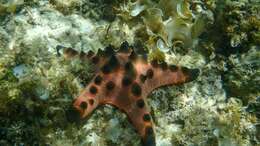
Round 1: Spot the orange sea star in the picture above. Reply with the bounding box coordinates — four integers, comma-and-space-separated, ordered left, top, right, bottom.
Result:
66, 42, 199, 146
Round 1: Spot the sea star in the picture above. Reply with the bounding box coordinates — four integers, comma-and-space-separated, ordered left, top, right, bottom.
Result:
66, 42, 199, 146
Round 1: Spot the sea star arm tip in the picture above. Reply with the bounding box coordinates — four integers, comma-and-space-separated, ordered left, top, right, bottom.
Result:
73, 89, 99, 118
124, 98, 156, 146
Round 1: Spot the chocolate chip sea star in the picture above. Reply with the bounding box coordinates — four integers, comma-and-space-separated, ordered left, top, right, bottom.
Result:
67, 42, 199, 146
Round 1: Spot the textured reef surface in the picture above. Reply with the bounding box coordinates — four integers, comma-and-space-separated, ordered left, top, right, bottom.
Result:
0, 0, 259, 146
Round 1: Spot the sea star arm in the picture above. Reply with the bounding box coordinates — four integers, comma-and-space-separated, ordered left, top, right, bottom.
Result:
125, 100, 156, 146
134, 61, 200, 96
72, 85, 100, 118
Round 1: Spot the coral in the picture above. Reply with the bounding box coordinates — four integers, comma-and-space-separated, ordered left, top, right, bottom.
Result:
223, 47, 260, 104
207, 0, 260, 55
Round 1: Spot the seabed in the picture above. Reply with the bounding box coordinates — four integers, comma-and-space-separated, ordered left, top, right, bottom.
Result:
0, 0, 259, 146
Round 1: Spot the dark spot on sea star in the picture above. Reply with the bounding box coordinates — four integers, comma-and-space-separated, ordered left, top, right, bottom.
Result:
151, 60, 159, 68
94, 75, 103, 85
80, 101, 88, 110
122, 76, 132, 86
79, 51, 87, 59
186, 68, 200, 82
102, 55, 119, 74
140, 74, 147, 83
89, 86, 97, 94
169, 65, 178, 72
89, 99, 94, 105
97, 49, 105, 57
125, 61, 136, 78
108, 55, 119, 68
129, 51, 137, 60
91, 56, 99, 64
56, 45, 64, 57
160, 61, 168, 70
146, 69, 154, 79
136, 99, 145, 108
181, 66, 189, 74
119, 41, 130, 53
145, 126, 154, 135
125, 61, 133, 70
131, 83, 142, 96
143, 114, 151, 122
104, 45, 115, 56
106, 81, 115, 90
143, 127, 155, 146
101, 64, 111, 74
87, 50, 94, 58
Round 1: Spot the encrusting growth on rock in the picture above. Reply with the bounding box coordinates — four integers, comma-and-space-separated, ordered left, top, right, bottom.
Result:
66, 41, 200, 146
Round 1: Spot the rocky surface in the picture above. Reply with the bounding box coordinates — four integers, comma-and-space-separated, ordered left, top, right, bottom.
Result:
0, 0, 259, 146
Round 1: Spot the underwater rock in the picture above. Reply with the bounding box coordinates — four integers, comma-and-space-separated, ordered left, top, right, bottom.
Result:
211, 0, 260, 55
224, 47, 260, 104
12, 64, 29, 78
